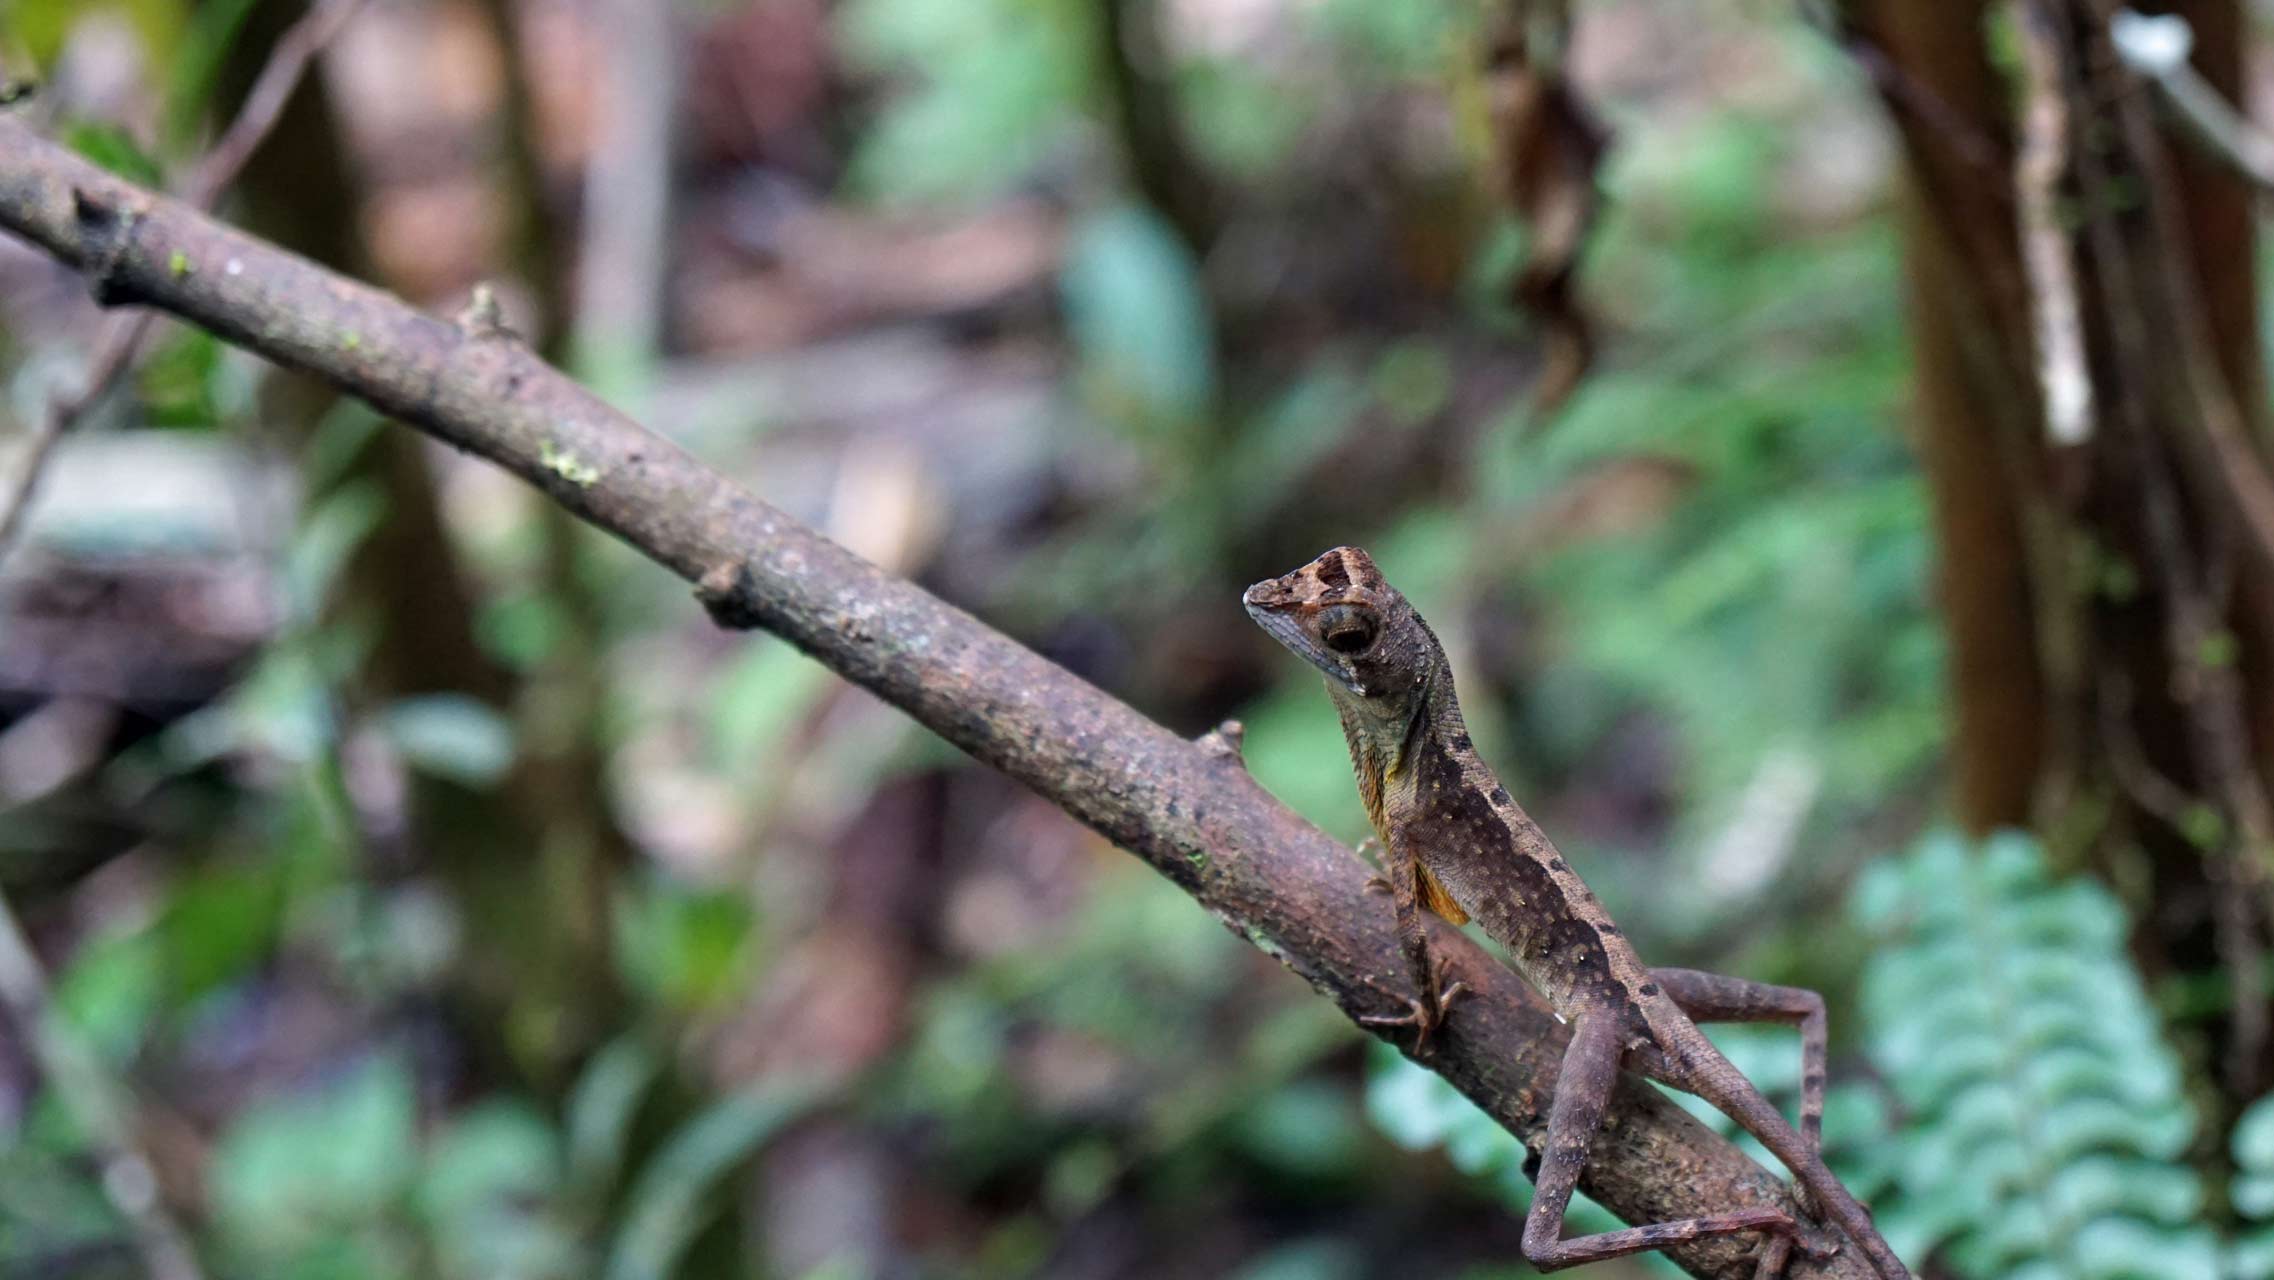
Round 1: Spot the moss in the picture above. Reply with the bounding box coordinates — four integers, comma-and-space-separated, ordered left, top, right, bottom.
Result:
167, 249, 192, 277
539, 440, 602, 488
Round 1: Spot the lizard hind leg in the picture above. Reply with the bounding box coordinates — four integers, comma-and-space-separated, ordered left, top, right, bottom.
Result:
1520, 1014, 1805, 1273
1643, 971, 1911, 1280
1651, 968, 1830, 1158
1652, 965, 1834, 1239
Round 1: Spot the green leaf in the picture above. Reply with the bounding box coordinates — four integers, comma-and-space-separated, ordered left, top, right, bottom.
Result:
379, 695, 517, 786
1228, 1238, 1365, 1280
1059, 203, 1216, 432
613, 875, 760, 1011
214, 1053, 421, 1253
161, 0, 263, 152
837, 0, 1095, 204
565, 1036, 662, 1193
285, 480, 389, 616
136, 329, 233, 431
422, 1102, 580, 1280
423, 1101, 559, 1211
62, 120, 164, 186
301, 401, 389, 494
1233, 1080, 1362, 1178
705, 641, 832, 775
48, 927, 162, 1065
159, 860, 285, 1004
603, 1082, 824, 1280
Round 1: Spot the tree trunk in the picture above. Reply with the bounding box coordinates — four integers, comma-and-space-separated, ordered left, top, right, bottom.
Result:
1852, 0, 2274, 1109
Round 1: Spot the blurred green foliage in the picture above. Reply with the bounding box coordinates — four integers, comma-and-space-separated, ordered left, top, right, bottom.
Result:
1060, 202, 1217, 432
837, 0, 1100, 205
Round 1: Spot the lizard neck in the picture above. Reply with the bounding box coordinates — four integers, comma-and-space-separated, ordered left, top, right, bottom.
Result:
1336, 658, 1445, 843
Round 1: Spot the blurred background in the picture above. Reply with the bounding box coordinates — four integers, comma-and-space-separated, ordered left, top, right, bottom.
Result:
0, 0, 2270, 1276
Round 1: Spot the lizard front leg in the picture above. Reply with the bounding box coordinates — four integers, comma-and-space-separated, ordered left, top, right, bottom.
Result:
1523, 1013, 1806, 1273
1358, 832, 1466, 1054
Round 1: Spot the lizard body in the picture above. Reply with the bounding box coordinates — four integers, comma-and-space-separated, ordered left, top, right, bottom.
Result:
1246, 546, 1909, 1280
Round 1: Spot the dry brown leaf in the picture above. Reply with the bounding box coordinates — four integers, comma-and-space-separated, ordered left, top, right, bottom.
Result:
1486, 1, 1610, 419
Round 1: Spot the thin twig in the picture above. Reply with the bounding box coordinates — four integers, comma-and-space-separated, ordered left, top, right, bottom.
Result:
569, 0, 676, 382
2111, 9, 2274, 192
2011, 0, 2094, 446
0, 893, 204, 1280
0, 120, 1881, 1280
2100, 8, 2274, 582
0, 0, 367, 567
1822, 17, 2007, 183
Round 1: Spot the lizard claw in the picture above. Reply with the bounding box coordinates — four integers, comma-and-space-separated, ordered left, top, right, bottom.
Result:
1360, 976, 1470, 1056
1795, 1217, 1840, 1263
1745, 1215, 1838, 1280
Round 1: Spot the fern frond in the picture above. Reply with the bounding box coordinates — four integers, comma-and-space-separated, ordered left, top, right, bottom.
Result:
1852, 831, 2220, 1279
2228, 1094, 2274, 1278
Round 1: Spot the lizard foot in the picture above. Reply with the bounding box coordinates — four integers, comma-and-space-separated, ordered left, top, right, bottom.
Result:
1749, 1215, 1839, 1280
1357, 841, 1392, 895
1359, 961, 1470, 1056
1797, 1219, 1841, 1263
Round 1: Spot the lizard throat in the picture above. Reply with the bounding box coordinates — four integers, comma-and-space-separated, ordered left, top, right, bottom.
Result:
1340, 678, 1435, 845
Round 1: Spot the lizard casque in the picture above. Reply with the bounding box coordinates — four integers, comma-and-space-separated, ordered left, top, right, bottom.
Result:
1244, 546, 1910, 1280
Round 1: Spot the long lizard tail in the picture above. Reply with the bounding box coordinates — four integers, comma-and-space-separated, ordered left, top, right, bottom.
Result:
1688, 1065, 1912, 1280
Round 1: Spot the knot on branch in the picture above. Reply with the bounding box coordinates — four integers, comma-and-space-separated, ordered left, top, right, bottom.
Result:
453, 282, 519, 342
1197, 718, 1246, 765
70, 188, 145, 307
697, 559, 764, 630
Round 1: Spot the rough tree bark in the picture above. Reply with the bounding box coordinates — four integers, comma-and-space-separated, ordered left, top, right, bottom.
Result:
0, 116, 1878, 1280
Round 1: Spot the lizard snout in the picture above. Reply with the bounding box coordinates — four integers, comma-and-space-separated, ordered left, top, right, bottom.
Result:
1242, 578, 1297, 612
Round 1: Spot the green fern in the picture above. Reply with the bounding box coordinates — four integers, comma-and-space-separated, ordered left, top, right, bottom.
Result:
2230, 1094, 2274, 1279
1851, 831, 2220, 1279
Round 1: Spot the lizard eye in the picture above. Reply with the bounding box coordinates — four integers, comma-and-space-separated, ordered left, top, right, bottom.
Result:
1318, 606, 1378, 655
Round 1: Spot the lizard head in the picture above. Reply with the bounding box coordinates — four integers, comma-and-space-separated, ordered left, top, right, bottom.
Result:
1243, 546, 1434, 723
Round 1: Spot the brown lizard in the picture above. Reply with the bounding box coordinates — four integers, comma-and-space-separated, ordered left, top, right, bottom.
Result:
1244, 546, 1910, 1280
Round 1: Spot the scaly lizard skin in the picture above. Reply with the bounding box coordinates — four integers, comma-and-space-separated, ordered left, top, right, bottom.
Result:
1245, 546, 1909, 1280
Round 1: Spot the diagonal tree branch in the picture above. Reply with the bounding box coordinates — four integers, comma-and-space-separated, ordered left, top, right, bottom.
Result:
0, 116, 1875, 1280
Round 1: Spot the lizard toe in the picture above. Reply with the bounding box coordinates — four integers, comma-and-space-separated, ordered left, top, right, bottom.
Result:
1359, 995, 1451, 1056
1749, 1236, 1793, 1280
1793, 1222, 1841, 1263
